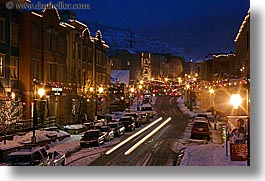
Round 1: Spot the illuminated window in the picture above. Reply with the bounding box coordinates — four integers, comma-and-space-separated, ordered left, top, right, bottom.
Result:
0, 54, 5, 77
10, 57, 18, 79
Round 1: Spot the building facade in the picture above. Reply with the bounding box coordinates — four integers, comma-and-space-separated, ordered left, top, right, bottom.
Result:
0, 1, 20, 99
19, 7, 109, 125
234, 10, 250, 79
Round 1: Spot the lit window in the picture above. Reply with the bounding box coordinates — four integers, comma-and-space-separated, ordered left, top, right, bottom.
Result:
10, 57, 18, 79
0, 54, 5, 77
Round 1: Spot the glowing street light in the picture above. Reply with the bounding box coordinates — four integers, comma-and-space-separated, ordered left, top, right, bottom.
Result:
209, 88, 215, 95
38, 88, 45, 98
11, 92, 16, 99
98, 87, 104, 94
230, 94, 242, 109
130, 87, 135, 93
89, 87, 94, 93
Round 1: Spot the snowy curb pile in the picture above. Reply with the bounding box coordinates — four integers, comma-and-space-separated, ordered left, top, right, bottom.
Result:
176, 98, 197, 118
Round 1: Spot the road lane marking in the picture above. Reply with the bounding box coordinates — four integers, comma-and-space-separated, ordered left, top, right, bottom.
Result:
124, 117, 172, 156
105, 117, 163, 155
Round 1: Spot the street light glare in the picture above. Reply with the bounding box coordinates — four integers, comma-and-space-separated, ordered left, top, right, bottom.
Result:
38, 88, 45, 98
209, 89, 215, 94
98, 87, 104, 94
230, 94, 242, 109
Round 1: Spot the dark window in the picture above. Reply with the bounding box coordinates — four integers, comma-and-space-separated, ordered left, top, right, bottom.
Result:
32, 23, 40, 48
0, 18, 5, 42
59, 33, 66, 55
11, 23, 18, 46
6, 155, 31, 166
32, 151, 43, 165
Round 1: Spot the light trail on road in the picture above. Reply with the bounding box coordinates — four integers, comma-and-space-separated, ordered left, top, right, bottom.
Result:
124, 117, 172, 156
105, 117, 163, 155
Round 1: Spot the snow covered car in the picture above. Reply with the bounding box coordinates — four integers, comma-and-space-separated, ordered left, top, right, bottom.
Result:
48, 151, 66, 166
191, 120, 211, 141
140, 104, 155, 118
100, 126, 114, 141
5, 146, 49, 166
80, 130, 105, 147
108, 122, 125, 137
119, 116, 136, 132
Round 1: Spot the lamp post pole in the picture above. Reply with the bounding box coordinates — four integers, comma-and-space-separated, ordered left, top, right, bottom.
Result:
32, 82, 38, 144
32, 81, 45, 144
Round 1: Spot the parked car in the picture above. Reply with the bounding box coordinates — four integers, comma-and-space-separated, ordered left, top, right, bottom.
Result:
140, 104, 155, 118
196, 112, 213, 121
193, 116, 208, 122
48, 151, 66, 166
124, 112, 141, 128
119, 116, 136, 132
141, 98, 151, 105
80, 130, 105, 147
139, 112, 149, 124
191, 120, 211, 141
108, 122, 125, 137
5, 146, 49, 166
100, 126, 114, 141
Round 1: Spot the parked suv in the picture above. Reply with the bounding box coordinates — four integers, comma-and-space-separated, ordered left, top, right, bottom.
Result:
119, 116, 136, 132
108, 122, 125, 137
5, 146, 49, 166
124, 112, 141, 128
191, 120, 211, 141
80, 130, 105, 147
100, 126, 114, 141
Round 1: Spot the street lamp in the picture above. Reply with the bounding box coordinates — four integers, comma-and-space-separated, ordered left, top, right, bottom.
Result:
230, 94, 242, 110
209, 88, 216, 129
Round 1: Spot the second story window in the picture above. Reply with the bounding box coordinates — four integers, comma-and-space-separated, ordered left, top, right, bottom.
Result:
11, 23, 18, 46
48, 63, 57, 81
47, 26, 57, 52
32, 23, 40, 49
10, 57, 18, 79
59, 34, 66, 55
0, 18, 5, 43
32, 58, 41, 80
0, 54, 5, 77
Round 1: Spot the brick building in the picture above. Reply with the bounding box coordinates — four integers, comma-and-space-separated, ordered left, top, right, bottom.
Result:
19, 7, 109, 124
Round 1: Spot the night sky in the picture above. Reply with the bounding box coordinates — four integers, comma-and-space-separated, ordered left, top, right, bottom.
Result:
76, 0, 249, 31
40, 0, 250, 60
